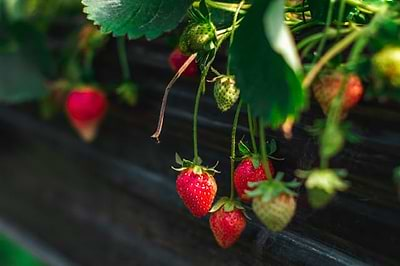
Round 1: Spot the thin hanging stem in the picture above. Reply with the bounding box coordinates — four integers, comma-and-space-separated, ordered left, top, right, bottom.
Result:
258, 118, 273, 180
230, 100, 243, 200
83, 50, 95, 82
302, 29, 364, 89
227, 0, 244, 75
193, 79, 204, 164
311, 0, 336, 65
151, 54, 197, 142
117, 37, 131, 81
247, 105, 258, 153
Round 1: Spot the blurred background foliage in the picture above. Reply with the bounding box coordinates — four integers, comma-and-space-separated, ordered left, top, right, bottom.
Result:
0, 0, 82, 104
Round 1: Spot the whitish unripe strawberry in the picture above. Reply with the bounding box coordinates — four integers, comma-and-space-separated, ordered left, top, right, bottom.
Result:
213, 75, 240, 112
247, 174, 299, 232
252, 194, 296, 232
372, 46, 400, 88
306, 169, 348, 209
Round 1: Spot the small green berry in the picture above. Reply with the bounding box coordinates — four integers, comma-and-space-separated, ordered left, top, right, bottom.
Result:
178, 22, 216, 55
213, 75, 240, 112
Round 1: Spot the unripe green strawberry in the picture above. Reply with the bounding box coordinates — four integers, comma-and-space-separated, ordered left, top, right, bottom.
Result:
246, 174, 299, 232
252, 194, 296, 232
178, 22, 216, 55
306, 169, 348, 209
312, 73, 363, 117
213, 75, 240, 112
372, 46, 400, 88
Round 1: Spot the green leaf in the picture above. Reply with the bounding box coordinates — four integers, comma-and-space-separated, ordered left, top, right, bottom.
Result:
238, 140, 251, 156
0, 53, 47, 103
230, 0, 305, 127
82, 0, 192, 40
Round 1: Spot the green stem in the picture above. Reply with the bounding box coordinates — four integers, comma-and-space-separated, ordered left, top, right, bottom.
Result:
227, 0, 244, 75
345, 0, 380, 13
230, 100, 242, 200
203, 0, 249, 14
193, 78, 204, 164
320, 158, 329, 169
117, 37, 131, 81
302, 28, 364, 89
311, 0, 336, 65
285, 6, 309, 13
297, 28, 352, 50
319, 74, 349, 167
291, 20, 325, 34
258, 118, 273, 180
83, 50, 95, 82
247, 105, 258, 154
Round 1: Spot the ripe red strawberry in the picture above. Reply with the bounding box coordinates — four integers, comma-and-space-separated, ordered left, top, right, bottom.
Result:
252, 193, 296, 232
176, 167, 217, 217
234, 158, 275, 202
65, 87, 108, 142
313, 73, 363, 116
168, 48, 198, 77
209, 206, 246, 248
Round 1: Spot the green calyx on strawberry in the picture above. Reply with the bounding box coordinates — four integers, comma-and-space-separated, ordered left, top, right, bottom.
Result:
174, 153, 219, 218
234, 141, 277, 202
178, 7, 216, 55
372, 46, 400, 89
297, 168, 348, 209
246, 173, 299, 232
213, 75, 240, 112
116, 81, 139, 106
209, 197, 247, 248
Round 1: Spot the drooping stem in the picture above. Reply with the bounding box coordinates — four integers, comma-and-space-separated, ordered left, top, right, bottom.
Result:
258, 118, 273, 180
151, 54, 197, 142
247, 105, 258, 154
230, 100, 243, 200
302, 29, 364, 89
83, 50, 95, 82
227, 0, 244, 75
117, 37, 131, 81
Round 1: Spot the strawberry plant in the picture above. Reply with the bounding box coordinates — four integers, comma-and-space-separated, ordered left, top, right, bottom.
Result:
0, 0, 399, 249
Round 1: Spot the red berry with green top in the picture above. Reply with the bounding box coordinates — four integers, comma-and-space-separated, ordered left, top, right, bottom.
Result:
234, 158, 275, 202
313, 73, 363, 116
176, 168, 217, 217
168, 48, 198, 77
209, 208, 246, 248
65, 87, 108, 142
